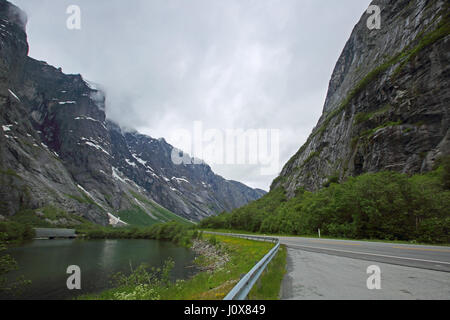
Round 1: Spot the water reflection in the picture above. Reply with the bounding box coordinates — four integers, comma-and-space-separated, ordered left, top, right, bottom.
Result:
1, 239, 196, 300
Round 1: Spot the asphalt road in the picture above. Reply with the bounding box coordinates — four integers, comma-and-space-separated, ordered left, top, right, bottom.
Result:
281, 248, 450, 300
277, 236, 450, 273
207, 232, 450, 299
277, 236, 450, 300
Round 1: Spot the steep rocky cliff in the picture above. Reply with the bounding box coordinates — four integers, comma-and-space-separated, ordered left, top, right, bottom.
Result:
0, 0, 265, 225
272, 0, 449, 196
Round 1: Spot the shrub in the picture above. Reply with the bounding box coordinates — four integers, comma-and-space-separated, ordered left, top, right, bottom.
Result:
0, 221, 35, 242
201, 164, 450, 244
208, 235, 218, 246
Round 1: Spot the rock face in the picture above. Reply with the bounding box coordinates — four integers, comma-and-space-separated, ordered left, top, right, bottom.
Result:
107, 124, 266, 221
0, 0, 265, 224
272, 0, 449, 197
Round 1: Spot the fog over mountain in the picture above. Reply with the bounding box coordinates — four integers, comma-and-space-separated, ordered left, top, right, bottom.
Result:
12, 0, 371, 190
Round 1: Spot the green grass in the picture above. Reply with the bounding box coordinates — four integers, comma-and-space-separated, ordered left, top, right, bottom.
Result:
80, 234, 278, 300
117, 205, 161, 226
75, 187, 105, 212
64, 193, 90, 204
40, 206, 69, 220
354, 105, 391, 125
64, 187, 106, 212
67, 188, 192, 227
144, 199, 192, 225
360, 121, 403, 139
248, 245, 287, 300
393, 12, 450, 78
7, 206, 89, 228
129, 191, 193, 226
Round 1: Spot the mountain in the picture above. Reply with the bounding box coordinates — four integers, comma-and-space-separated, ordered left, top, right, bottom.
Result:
199, 0, 449, 243
0, 0, 265, 226
272, 0, 449, 197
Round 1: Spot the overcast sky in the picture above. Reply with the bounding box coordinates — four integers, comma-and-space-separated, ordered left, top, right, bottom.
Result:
12, 0, 371, 191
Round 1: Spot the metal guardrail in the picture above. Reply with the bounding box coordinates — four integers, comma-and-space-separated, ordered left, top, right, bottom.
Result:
205, 232, 280, 300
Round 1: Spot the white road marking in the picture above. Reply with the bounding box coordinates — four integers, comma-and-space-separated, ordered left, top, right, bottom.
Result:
284, 243, 450, 266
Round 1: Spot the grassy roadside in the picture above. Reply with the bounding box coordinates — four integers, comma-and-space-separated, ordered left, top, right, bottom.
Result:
201, 228, 450, 247
248, 245, 287, 300
79, 233, 285, 300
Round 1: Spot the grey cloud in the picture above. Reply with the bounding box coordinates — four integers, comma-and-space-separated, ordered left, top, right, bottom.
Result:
12, 0, 371, 190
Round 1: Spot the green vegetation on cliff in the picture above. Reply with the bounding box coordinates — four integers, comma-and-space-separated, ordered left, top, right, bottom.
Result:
201, 158, 450, 244
118, 191, 193, 226
278, 11, 450, 182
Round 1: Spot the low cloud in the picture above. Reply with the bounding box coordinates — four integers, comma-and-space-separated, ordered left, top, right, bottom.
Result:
13, 0, 371, 190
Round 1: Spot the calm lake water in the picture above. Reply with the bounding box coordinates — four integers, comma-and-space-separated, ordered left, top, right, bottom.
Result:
1, 239, 197, 300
